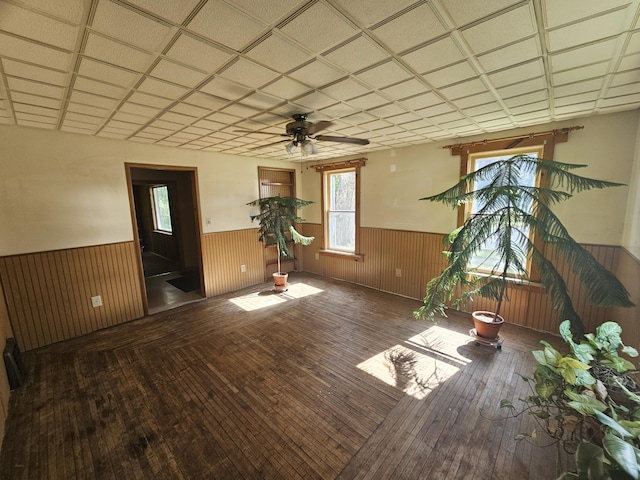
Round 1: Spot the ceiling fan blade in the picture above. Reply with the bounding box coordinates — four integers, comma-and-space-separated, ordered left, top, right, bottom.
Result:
249, 139, 291, 150
307, 120, 333, 135
314, 135, 370, 145
234, 129, 289, 137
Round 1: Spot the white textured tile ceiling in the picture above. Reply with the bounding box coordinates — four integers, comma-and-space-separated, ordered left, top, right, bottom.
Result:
1, 0, 640, 161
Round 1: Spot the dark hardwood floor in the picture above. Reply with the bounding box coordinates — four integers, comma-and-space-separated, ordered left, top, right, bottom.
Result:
0, 273, 572, 479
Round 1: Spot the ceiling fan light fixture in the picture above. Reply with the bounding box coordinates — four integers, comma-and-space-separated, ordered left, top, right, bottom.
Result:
285, 141, 298, 154
301, 139, 318, 156
245, 114, 368, 153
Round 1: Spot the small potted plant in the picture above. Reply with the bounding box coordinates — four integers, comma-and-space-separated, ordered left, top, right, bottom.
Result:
248, 195, 314, 291
414, 154, 634, 339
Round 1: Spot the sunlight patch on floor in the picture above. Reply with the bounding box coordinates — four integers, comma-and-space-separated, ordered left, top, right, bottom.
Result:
357, 325, 473, 399
358, 344, 460, 399
407, 326, 475, 363
283, 283, 324, 298
229, 282, 323, 311
229, 292, 287, 311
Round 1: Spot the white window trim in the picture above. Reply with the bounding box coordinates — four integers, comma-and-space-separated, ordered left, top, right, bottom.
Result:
151, 184, 173, 234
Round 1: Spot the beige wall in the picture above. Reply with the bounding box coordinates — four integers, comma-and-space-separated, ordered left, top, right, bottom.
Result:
551, 112, 637, 246
0, 125, 297, 256
3, 112, 634, 258
622, 114, 640, 259
298, 141, 460, 233
613, 112, 640, 349
300, 111, 638, 246
0, 280, 14, 447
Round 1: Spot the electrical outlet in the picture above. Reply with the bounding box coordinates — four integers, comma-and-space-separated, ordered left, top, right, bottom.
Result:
395, 268, 402, 277
206, 218, 212, 227
240, 264, 246, 273
91, 295, 102, 308
315, 253, 319, 260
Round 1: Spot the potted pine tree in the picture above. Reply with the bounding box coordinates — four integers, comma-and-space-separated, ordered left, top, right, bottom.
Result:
248, 195, 315, 291
414, 154, 634, 339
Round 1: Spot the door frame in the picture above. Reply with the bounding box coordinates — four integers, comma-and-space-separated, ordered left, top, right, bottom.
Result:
125, 163, 205, 315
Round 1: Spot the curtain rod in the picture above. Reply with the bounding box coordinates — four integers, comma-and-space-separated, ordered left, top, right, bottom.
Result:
442, 125, 584, 150
313, 158, 367, 172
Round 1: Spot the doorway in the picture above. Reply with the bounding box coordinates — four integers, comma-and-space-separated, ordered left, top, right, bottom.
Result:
127, 165, 205, 315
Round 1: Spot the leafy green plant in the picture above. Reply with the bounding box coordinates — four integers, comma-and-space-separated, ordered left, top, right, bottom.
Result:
414, 154, 633, 337
500, 321, 640, 479
247, 196, 315, 274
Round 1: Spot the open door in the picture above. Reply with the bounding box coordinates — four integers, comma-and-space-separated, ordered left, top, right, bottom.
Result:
126, 164, 204, 315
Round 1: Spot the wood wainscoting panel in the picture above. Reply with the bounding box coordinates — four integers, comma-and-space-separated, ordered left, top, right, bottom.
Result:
201, 229, 265, 297
611, 248, 640, 350
299, 226, 447, 300
325, 254, 359, 284
417, 231, 449, 302
298, 223, 325, 277
549, 244, 618, 334
357, 228, 383, 290
0, 242, 144, 351
526, 288, 557, 334
379, 229, 427, 299
149, 231, 179, 262
297, 224, 629, 337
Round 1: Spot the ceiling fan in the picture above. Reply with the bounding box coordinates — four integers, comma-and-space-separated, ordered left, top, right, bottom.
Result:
235, 114, 370, 154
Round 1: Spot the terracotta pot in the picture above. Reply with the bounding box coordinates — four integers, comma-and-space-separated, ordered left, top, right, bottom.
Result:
472, 311, 504, 340
273, 272, 288, 291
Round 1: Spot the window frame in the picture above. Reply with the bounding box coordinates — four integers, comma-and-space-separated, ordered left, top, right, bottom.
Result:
314, 159, 366, 261
151, 184, 173, 234
446, 128, 577, 287
323, 167, 358, 253
464, 145, 545, 280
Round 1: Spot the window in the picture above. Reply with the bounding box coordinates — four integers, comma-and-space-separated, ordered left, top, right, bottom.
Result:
325, 169, 356, 251
151, 185, 172, 233
446, 127, 579, 282
315, 158, 366, 258
466, 146, 543, 277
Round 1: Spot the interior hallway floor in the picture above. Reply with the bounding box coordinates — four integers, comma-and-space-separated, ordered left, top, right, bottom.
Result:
145, 272, 204, 315
142, 251, 203, 314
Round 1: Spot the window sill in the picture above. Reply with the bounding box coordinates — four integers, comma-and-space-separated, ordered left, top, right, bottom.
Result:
319, 249, 364, 262
467, 271, 544, 292
153, 230, 173, 236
